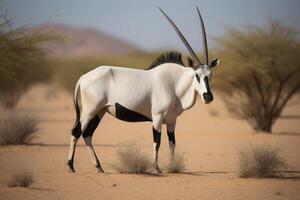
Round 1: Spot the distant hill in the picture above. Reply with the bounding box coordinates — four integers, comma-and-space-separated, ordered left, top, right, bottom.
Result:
30, 23, 140, 57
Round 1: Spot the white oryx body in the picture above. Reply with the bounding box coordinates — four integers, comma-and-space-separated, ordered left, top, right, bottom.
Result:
80, 64, 197, 123
67, 7, 220, 173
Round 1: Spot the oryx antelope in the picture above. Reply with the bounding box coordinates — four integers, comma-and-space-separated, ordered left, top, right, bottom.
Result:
67, 7, 220, 173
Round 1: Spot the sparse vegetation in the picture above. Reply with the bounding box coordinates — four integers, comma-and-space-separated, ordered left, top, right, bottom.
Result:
237, 144, 287, 178
8, 171, 33, 187
0, 12, 59, 109
215, 20, 300, 133
0, 112, 39, 145
165, 152, 186, 173
112, 142, 151, 174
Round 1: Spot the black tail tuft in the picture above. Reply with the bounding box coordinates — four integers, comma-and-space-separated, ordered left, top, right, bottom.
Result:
71, 82, 82, 139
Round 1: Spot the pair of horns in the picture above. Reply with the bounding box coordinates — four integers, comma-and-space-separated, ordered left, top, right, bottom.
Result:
159, 7, 208, 66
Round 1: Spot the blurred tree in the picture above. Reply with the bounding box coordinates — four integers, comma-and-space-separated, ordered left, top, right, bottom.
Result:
0, 13, 58, 109
215, 20, 300, 133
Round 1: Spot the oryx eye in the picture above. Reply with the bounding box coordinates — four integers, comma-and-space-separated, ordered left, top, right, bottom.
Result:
195, 74, 200, 83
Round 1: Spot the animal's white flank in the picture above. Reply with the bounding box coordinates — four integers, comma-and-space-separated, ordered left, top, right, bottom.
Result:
67, 7, 220, 173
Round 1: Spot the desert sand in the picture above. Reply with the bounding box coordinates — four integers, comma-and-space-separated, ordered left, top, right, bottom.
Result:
0, 84, 299, 200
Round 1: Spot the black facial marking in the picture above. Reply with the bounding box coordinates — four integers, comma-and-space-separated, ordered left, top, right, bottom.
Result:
204, 76, 211, 94
82, 115, 100, 138
195, 74, 200, 83
167, 131, 175, 145
115, 103, 151, 122
153, 127, 161, 150
203, 76, 214, 103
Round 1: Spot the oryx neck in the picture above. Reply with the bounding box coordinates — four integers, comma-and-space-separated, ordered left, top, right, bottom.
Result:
175, 69, 197, 111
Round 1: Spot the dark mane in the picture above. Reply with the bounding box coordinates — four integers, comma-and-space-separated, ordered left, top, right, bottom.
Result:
147, 52, 185, 70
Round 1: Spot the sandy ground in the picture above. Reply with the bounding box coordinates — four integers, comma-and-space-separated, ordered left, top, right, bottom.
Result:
0, 84, 300, 200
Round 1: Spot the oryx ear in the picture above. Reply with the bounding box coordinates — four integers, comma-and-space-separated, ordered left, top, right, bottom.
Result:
210, 58, 220, 68
187, 57, 194, 67
187, 57, 198, 69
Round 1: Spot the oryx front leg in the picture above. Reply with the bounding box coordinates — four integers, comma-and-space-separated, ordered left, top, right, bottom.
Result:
167, 122, 176, 160
83, 136, 104, 173
152, 115, 163, 173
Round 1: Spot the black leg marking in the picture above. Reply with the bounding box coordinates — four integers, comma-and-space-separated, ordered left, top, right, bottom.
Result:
71, 121, 82, 139
152, 127, 161, 149
152, 127, 162, 173
82, 115, 100, 138
204, 76, 211, 94
167, 131, 175, 145
115, 103, 151, 122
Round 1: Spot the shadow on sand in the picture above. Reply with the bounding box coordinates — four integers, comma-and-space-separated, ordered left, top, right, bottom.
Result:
175, 171, 300, 179
23, 143, 119, 147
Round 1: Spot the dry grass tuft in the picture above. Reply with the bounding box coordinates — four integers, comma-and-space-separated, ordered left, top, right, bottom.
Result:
166, 152, 186, 173
238, 144, 287, 178
8, 171, 33, 187
112, 142, 151, 174
0, 112, 39, 145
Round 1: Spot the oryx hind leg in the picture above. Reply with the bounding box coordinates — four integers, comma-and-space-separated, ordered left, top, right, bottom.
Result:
82, 108, 106, 172
67, 110, 97, 173
67, 120, 82, 172
67, 136, 79, 172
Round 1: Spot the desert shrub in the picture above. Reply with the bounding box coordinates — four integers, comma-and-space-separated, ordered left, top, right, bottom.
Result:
165, 152, 186, 173
0, 13, 59, 109
238, 144, 287, 178
8, 171, 33, 187
215, 20, 300, 133
0, 112, 39, 145
112, 142, 151, 174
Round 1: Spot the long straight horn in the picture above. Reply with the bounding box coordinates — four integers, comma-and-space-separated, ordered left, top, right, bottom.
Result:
196, 6, 208, 65
158, 7, 202, 66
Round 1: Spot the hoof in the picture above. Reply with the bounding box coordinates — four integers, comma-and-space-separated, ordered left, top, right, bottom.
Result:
152, 163, 162, 174
67, 160, 75, 173
152, 167, 162, 174
96, 167, 104, 173
68, 168, 75, 173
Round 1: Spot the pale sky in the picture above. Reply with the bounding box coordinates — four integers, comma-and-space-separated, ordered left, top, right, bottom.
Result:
2, 0, 300, 52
